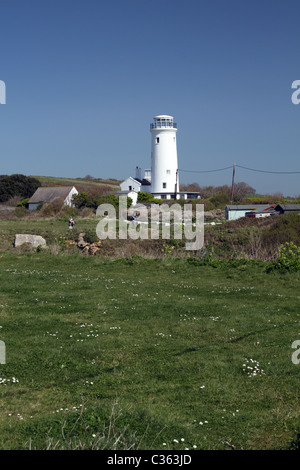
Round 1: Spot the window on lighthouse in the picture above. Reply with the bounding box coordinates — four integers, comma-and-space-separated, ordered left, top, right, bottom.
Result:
156, 137, 159, 144
163, 182, 167, 189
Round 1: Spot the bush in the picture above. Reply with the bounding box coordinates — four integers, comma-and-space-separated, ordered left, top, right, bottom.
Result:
17, 198, 30, 208
201, 199, 215, 211
50, 197, 65, 213
83, 229, 99, 244
0, 174, 41, 202
261, 213, 300, 249
73, 192, 132, 210
72, 192, 94, 209
209, 191, 230, 208
13, 206, 28, 217
40, 203, 55, 217
80, 207, 95, 218
58, 205, 79, 220
137, 192, 155, 203
267, 242, 300, 273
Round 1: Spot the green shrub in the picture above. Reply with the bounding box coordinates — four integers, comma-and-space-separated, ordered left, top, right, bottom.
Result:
54, 236, 68, 251
0, 174, 41, 202
262, 213, 300, 248
40, 203, 55, 217
73, 192, 131, 210
67, 227, 80, 242
72, 192, 93, 209
17, 198, 30, 208
268, 241, 300, 272
58, 205, 79, 220
83, 229, 99, 244
137, 192, 155, 203
12, 206, 27, 217
209, 191, 230, 208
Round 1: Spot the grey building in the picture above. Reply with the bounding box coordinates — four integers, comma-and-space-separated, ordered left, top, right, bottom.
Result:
225, 205, 275, 221
28, 186, 78, 210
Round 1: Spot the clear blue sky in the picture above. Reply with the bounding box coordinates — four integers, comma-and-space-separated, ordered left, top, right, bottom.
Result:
1, 0, 300, 196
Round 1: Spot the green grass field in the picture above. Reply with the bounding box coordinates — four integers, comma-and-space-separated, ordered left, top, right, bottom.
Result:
0, 249, 300, 450
35, 175, 121, 189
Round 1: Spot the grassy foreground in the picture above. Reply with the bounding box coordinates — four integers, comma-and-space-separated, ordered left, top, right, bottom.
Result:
0, 252, 300, 450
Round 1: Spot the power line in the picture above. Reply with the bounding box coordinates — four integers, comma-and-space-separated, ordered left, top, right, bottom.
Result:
178, 165, 233, 173
178, 164, 300, 175
236, 164, 300, 175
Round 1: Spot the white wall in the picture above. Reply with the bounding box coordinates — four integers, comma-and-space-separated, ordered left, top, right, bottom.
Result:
150, 119, 178, 194
65, 187, 79, 207
128, 191, 138, 206
227, 210, 248, 221
120, 177, 141, 193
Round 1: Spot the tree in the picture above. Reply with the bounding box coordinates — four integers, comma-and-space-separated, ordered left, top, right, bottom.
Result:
0, 174, 41, 202
233, 182, 256, 202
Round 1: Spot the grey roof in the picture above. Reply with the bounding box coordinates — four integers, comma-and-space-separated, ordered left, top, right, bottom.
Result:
226, 205, 273, 211
28, 186, 75, 204
135, 178, 151, 186
275, 204, 300, 211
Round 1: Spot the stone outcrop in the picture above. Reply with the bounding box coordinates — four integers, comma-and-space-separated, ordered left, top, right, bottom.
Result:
77, 233, 87, 249
77, 233, 101, 255
14, 234, 46, 248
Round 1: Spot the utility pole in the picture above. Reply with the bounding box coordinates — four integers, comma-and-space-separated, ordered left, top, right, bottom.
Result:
230, 163, 236, 204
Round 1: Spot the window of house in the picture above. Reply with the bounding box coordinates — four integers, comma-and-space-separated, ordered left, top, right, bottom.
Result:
129, 185, 132, 191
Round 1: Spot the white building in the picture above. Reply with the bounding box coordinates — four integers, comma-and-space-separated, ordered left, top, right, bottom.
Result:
225, 204, 276, 221
119, 175, 151, 205
150, 115, 179, 197
120, 115, 200, 204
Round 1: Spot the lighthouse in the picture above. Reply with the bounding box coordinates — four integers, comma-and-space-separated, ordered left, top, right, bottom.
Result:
150, 115, 179, 198
119, 114, 201, 204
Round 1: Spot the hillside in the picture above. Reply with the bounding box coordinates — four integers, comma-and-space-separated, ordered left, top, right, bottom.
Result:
34, 175, 121, 193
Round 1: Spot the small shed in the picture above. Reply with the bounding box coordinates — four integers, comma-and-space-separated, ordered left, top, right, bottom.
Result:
28, 186, 78, 210
275, 204, 300, 214
225, 205, 274, 221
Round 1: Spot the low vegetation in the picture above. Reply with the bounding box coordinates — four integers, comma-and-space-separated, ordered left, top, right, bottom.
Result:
1, 175, 300, 450
1, 205, 300, 264
0, 253, 300, 450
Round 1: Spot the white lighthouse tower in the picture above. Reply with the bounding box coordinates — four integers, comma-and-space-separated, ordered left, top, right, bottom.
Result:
120, 114, 200, 204
150, 115, 179, 198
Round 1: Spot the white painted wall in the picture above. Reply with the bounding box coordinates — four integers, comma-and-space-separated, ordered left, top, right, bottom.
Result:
127, 191, 138, 206
65, 187, 79, 207
227, 210, 249, 221
120, 177, 141, 193
150, 115, 179, 194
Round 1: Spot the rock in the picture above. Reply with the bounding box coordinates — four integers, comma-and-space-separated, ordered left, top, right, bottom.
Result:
14, 234, 46, 248
76, 233, 101, 255
82, 245, 90, 255
77, 233, 87, 249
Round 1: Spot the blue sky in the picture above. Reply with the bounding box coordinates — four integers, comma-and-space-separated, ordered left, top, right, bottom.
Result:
0, 0, 300, 196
